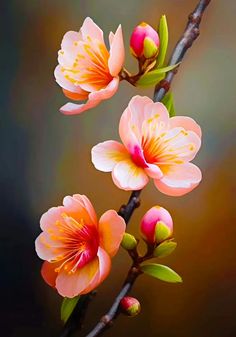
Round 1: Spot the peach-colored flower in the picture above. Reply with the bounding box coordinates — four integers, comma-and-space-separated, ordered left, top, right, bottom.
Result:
54, 17, 125, 115
92, 95, 202, 196
35, 194, 126, 298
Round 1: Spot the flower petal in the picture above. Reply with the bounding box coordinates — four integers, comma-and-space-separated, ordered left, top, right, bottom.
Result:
108, 25, 125, 76
40, 206, 66, 231
154, 163, 202, 196
80, 17, 104, 43
81, 247, 111, 294
63, 195, 96, 226
169, 116, 202, 138
72, 194, 97, 225
98, 210, 126, 257
145, 163, 163, 179
112, 159, 149, 190
56, 257, 99, 298
91, 140, 129, 172
60, 78, 119, 115
41, 261, 58, 288
54, 65, 87, 95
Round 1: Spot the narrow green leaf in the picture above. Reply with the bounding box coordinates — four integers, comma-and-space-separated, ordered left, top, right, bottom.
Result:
141, 263, 182, 283
137, 63, 179, 87
154, 241, 177, 258
156, 15, 169, 67
61, 296, 80, 323
161, 92, 176, 117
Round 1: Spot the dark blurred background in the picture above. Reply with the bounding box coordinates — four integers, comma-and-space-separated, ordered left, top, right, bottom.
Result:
1, 0, 236, 336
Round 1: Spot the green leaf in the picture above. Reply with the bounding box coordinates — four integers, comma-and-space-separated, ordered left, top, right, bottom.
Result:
137, 63, 179, 87
61, 296, 80, 323
156, 15, 169, 67
154, 240, 177, 258
161, 92, 176, 117
141, 263, 182, 283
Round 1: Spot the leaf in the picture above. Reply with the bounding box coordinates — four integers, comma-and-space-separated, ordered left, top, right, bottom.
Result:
154, 240, 177, 258
137, 63, 179, 87
161, 92, 176, 117
141, 263, 182, 283
61, 296, 80, 323
156, 15, 169, 67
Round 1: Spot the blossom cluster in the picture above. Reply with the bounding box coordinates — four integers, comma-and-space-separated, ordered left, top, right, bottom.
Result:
35, 16, 202, 299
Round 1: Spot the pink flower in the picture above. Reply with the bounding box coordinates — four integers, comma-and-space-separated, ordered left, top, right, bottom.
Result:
54, 17, 125, 115
130, 22, 159, 58
35, 194, 126, 298
91, 95, 202, 196
140, 206, 173, 244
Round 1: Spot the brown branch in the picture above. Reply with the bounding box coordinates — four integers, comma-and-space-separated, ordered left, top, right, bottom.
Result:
59, 1, 211, 336
84, 1, 211, 336
154, 0, 211, 102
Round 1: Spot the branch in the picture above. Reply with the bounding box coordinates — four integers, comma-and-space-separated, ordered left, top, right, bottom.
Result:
85, 1, 211, 336
154, 0, 211, 102
59, 1, 211, 336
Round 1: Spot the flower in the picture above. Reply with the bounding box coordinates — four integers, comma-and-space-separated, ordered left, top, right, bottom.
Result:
130, 22, 159, 58
35, 194, 126, 298
54, 17, 125, 115
91, 95, 202, 196
140, 206, 173, 244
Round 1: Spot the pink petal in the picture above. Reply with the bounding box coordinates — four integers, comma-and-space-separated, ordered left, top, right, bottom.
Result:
56, 257, 99, 298
61, 31, 81, 50
169, 116, 202, 138
91, 140, 129, 172
41, 261, 58, 288
109, 31, 114, 45
80, 17, 104, 43
108, 25, 125, 76
54, 65, 87, 95
63, 195, 96, 226
72, 194, 97, 225
40, 206, 66, 231
119, 96, 153, 143
112, 159, 149, 191
98, 210, 126, 257
35, 232, 62, 261
81, 247, 111, 294
154, 163, 202, 196
60, 78, 119, 115
145, 163, 163, 179
159, 127, 201, 162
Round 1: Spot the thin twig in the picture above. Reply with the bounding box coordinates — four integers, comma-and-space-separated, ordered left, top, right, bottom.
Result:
59, 1, 211, 336
154, 0, 211, 102
84, 1, 211, 336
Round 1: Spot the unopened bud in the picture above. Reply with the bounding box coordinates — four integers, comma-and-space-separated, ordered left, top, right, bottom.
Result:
120, 296, 141, 317
140, 206, 173, 244
121, 233, 137, 250
130, 22, 159, 59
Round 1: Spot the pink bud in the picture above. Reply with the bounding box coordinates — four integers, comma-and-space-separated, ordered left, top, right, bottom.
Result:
140, 206, 173, 244
120, 296, 141, 316
130, 22, 160, 58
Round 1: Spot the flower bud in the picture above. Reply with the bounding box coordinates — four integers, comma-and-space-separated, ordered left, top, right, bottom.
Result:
121, 233, 138, 251
120, 296, 141, 317
140, 206, 173, 244
130, 22, 160, 59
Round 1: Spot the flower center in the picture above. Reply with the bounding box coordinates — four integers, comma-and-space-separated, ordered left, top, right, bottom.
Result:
49, 214, 99, 274
60, 36, 113, 91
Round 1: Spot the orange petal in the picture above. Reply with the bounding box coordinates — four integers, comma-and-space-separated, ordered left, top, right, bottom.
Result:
98, 210, 126, 257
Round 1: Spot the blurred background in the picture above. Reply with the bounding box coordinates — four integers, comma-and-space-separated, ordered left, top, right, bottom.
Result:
1, 0, 236, 336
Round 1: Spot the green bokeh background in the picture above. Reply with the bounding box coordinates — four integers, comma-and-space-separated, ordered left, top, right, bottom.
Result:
1, 1, 236, 336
